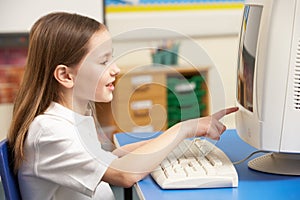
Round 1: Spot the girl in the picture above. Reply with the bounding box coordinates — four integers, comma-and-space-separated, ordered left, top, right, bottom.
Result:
7, 12, 238, 200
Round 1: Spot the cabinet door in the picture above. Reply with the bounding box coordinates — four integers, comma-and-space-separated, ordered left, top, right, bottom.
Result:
113, 98, 167, 133
112, 73, 167, 132
114, 73, 166, 101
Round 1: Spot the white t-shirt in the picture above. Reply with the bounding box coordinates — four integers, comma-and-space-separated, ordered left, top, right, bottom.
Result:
18, 102, 117, 200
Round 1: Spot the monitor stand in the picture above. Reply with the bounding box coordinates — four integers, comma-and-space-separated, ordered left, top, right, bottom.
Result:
248, 153, 300, 175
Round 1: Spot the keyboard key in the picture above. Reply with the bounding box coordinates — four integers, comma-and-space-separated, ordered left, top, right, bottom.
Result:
161, 159, 171, 169
206, 154, 223, 166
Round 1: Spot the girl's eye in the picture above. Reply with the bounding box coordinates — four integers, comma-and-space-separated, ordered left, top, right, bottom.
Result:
101, 61, 108, 65
100, 54, 113, 65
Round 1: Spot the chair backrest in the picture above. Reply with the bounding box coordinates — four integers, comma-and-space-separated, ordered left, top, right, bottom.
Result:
0, 139, 21, 200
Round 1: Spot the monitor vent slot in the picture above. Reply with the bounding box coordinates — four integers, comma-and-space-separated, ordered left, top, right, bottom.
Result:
294, 39, 300, 110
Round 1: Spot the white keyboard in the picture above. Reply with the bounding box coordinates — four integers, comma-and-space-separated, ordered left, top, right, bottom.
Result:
151, 139, 238, 189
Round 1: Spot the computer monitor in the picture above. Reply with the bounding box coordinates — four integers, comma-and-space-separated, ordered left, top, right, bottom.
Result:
235, 0, 300, 175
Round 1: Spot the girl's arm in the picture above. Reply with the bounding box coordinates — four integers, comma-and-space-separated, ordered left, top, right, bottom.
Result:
102, 107, 238, 188
112, 139, 153, 157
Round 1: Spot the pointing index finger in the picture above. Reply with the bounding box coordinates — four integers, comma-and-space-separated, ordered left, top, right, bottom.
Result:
212, 107, 239, 120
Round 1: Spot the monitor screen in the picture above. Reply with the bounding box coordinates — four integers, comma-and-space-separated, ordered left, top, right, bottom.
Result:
237, 5, 262, 112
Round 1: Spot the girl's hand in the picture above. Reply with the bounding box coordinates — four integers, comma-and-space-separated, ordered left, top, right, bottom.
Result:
182, 107, 239, 139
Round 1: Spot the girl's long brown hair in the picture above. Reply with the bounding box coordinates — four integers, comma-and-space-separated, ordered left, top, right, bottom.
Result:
7, 12, 104, 173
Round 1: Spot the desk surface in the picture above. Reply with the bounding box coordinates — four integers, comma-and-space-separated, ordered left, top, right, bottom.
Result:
114, 129, 300, 200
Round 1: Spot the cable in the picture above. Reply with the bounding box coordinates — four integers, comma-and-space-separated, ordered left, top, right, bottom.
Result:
233, 150, 271, 165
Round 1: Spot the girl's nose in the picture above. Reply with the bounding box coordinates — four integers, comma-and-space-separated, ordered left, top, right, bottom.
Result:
110, 62, 120, 76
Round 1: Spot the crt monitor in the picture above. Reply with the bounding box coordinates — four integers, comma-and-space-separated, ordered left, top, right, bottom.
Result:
235, 0, 300, 175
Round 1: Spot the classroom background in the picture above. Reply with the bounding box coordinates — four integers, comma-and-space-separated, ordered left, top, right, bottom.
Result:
0, 0, 244, 140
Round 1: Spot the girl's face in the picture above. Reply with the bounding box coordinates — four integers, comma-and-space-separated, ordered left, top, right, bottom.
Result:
73, 29, 120, 104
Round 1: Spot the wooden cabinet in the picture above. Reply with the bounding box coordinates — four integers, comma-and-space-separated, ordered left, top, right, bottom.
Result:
96, 65, 209, 136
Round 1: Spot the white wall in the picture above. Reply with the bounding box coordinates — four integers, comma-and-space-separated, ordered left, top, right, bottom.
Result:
0, 0, 104, 32
196, 35, 239, 128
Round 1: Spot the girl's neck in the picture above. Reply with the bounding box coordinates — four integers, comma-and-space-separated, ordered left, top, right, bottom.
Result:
57, 99, 89, 116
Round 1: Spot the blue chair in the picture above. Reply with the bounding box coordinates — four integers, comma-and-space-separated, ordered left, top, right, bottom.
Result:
0, 139, 21, 200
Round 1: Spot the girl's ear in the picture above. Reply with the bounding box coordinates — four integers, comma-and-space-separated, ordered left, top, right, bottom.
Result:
53, 65, 75, 88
